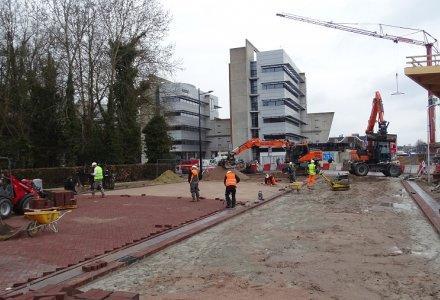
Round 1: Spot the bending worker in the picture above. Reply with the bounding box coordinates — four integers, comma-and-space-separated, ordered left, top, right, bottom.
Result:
307, 159, 317, 189
224, 170, 240, 208
188, 165, 200, 201
91, 162, 105, 198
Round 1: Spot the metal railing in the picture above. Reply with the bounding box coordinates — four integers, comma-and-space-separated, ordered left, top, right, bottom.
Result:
406, 54, 440, 67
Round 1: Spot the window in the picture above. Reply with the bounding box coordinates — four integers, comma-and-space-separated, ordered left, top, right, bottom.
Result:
262, 98, 300, 112
261, 66, 283, 73
261, 63, 302, 84
251, 129, 259, 138
250, 79, 258, 94
250, 96, 258, 111
250, 61, 257, 77
251, 112, 259, 127
263, 117, 300, 127
261, 82, 283, 90
261, 81, 303, 98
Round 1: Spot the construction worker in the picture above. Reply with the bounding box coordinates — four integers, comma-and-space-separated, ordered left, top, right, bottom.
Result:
224, 170, 240, 208
91, 162, 105, 198
286, 162, 296, 183
306, 160, 317, 189
264, 173, 277, 185
188, 165, 200, 201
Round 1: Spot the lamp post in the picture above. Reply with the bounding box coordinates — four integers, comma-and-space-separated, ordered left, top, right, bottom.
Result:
427, 99, 439, 184
198, 89, 213, 173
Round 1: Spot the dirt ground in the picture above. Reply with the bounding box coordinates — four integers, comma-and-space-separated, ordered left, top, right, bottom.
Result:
82, 176, 440, 299
106, 180, 285, 203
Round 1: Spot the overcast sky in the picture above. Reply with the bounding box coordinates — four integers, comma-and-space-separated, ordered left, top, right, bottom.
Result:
161, 0, 440, 145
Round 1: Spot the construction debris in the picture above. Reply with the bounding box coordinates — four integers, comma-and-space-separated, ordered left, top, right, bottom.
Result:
153, 170, 183, 184
203, 166, 249, 181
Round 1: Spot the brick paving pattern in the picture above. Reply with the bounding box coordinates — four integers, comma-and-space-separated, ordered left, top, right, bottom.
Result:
0, 195, 223, 290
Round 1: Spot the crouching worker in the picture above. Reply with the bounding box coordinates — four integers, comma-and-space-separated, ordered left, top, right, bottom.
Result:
188, 165, 200, 201
264, 173, 277, 185
224, 170, 240, 208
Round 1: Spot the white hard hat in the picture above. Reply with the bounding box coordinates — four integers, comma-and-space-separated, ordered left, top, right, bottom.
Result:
311, 160, 315, 163
92, 162, 97, 167
191, 165, 198, 169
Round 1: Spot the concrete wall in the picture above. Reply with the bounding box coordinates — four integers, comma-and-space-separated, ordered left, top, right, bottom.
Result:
302, 112, 334, 142
229, 40, 258, 161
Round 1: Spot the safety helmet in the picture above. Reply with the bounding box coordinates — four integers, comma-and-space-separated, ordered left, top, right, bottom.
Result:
92, 162, 97, 167
191, 165, 198, 169
311, 160, 315, 163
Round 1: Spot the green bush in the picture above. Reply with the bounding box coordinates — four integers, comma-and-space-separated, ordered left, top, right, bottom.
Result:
10, 164, 175, 188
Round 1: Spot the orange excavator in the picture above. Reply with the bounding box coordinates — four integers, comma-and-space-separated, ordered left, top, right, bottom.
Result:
348, 91, 401, 177
219, 138, 323, 170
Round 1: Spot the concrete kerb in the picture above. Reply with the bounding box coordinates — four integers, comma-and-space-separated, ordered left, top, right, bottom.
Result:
3, 188, 290, 298
401, 180, 440, 234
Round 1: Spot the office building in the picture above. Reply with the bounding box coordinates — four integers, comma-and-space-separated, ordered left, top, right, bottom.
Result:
229, 40, 334, 162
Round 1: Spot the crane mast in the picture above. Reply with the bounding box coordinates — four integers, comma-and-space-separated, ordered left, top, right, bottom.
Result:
276, 12, 438, 144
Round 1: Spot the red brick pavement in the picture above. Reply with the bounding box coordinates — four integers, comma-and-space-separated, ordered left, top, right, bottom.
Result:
0, 195, 224, 290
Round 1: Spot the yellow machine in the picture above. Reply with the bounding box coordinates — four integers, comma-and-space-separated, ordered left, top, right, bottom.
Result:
320, 173, 350, 191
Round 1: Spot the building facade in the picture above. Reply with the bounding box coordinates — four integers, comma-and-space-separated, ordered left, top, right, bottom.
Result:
159, 82, 220, 160
229, 40, 334, 162
206, 118, 232, 158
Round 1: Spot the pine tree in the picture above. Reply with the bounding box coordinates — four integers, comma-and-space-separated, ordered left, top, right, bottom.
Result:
142, 115, 173, 163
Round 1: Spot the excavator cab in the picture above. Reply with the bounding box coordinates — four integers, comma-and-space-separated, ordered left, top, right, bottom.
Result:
285, 144, 309, 165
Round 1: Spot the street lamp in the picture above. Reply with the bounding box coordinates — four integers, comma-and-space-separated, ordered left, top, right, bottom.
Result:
427, 99, 439, 184
198, 89, 213, 173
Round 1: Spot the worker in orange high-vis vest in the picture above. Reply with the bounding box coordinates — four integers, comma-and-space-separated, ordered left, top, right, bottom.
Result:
187, 165, 200, 201
224, 170, 241, 208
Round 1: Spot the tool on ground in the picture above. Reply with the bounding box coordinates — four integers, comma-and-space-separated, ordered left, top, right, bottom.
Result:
289, 181, 303, 193
320, 173, 350, 191
24, 210, 71, 237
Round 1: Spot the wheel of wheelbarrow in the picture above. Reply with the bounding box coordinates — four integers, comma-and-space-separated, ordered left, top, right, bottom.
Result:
26, 221, 39, 237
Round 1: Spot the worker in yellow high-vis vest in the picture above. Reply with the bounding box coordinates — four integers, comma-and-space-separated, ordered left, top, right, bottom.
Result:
91, 162, 105, 198
306, 160, 317, 189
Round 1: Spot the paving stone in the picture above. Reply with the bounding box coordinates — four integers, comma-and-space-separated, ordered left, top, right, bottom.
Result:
0, 195, 223, 290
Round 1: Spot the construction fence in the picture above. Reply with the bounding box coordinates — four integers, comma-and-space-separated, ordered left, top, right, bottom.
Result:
9, 163, 175, 189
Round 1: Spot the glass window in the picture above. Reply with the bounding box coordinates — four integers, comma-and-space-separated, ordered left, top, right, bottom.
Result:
250, 79, 258, 94
251, 112, 259, 127
250, 96, 258, 111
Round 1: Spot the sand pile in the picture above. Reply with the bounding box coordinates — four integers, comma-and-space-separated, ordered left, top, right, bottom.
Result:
203, 166, 249, 181
153, 170, 183, 184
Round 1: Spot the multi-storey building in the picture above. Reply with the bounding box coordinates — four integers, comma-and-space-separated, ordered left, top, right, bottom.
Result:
206, 118, 232, 158
159, 82, 220, 160
140, 78, 232, 163
229, 40, 334, 163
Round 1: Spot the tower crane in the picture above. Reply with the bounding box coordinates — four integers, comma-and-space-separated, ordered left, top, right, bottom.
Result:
276, 12, 439, 144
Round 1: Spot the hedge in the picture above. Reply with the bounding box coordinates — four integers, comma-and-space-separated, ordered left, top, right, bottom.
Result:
9, 163, 175, 189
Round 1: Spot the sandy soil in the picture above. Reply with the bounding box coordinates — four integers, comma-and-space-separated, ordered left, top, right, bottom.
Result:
83, 176, 440, 299
105, 180, 286, 203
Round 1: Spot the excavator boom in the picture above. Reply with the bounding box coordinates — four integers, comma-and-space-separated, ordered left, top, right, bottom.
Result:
231, 138, 289, 156
366, 91, 385, 134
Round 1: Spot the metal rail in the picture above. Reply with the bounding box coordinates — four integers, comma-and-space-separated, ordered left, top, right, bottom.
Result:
407, 54, 440, 67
